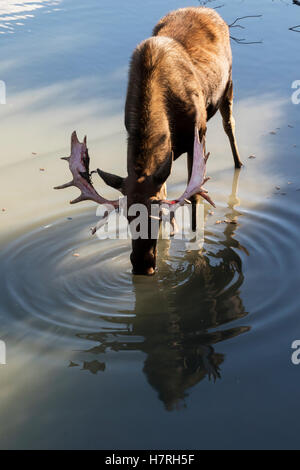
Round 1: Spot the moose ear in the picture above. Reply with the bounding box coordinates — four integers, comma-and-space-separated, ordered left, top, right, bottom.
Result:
153, 152, 173, 186
97, 169, 124, 191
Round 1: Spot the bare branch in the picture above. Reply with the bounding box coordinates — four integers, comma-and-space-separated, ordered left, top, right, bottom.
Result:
228, 15, 262, 45
228, 15, 262, 28
289, 24, 300, 32
198, 0, 224, 9
230, 36, 263, 45
289, 0, 300, 32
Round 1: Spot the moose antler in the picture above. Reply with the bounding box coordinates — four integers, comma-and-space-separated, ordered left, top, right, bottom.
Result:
54, 131, 121, 234
54, 131, 119, 208
160, 126, 215, 208
152, 127, 215, 236
54, 131, 120, 208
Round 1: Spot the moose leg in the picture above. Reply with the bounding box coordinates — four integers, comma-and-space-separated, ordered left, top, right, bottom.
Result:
161, 182, 178, 236
220, 81, 242, 169
186, 127, 214, 231
187, 151, 201, 231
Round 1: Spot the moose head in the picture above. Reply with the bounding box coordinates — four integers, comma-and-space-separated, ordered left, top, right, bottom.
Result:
54, 129, 214, 275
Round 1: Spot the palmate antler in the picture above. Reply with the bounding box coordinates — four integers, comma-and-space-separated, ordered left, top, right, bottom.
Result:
160, 126, 215, 209
54, 131, 120, 232
55, 129, 214, 237
152, 127, 215, 236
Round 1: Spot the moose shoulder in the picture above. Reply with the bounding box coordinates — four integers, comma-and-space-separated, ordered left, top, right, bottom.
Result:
55, 7, 242, 275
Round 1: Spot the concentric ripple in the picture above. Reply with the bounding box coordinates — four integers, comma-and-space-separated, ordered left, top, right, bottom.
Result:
0, 194, 299, 343
0, 212, 134, 336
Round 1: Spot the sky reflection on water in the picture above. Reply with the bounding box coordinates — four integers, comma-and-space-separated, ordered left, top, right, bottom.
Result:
0, 0, 300, 450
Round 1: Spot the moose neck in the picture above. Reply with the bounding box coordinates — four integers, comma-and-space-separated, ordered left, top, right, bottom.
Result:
126, 70, 171, 178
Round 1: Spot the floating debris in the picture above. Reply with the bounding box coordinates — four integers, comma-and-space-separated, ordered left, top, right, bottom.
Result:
39, 168, 45, 171
270, 131, 277, 135
280, 192, 287, 196
275, 186, 280, 190
215, 219, 237, 225
248, 154, 256, 159
1, 208, 6, 212
68, 361, 79, 368
67, 217, 73, 220
224, 219, 237, 225
208, 210, 214, 216
32, 152, 37, 155
288, 125, 294, 128
72, 253, 80, 257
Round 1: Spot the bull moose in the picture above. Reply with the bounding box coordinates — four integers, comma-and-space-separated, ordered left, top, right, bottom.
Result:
55, 7, 242, 275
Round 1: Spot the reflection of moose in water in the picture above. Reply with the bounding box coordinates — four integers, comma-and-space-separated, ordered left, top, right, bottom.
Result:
75, 170, 250, 410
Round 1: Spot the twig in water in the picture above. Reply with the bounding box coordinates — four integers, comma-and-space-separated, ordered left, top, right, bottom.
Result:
229, 15, 263, 45
289, 24, 300, 32
289, 0, 300, 31
230, 36, 262, 44
229, 15, 262, 28
198, 0, 225, 9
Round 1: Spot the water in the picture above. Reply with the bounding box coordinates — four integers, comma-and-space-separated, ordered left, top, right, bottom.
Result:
0, 0, 300, 450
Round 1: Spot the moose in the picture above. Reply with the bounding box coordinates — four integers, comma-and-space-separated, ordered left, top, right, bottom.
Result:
55, 7, 242, 275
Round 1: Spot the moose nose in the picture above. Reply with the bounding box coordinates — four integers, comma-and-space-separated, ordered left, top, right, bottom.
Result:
131, 260, 156, 276
143, 266, 155, 276
132, 266, 155, 276
130, 252, 156, 276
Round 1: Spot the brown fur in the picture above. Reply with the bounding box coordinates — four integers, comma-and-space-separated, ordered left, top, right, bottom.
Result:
121, 7, 241, 274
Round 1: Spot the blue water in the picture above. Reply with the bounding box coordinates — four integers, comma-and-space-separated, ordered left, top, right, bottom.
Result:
0, 0, 300, 449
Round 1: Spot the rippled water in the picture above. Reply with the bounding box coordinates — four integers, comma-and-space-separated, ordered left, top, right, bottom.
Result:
0, 0, 300, 450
